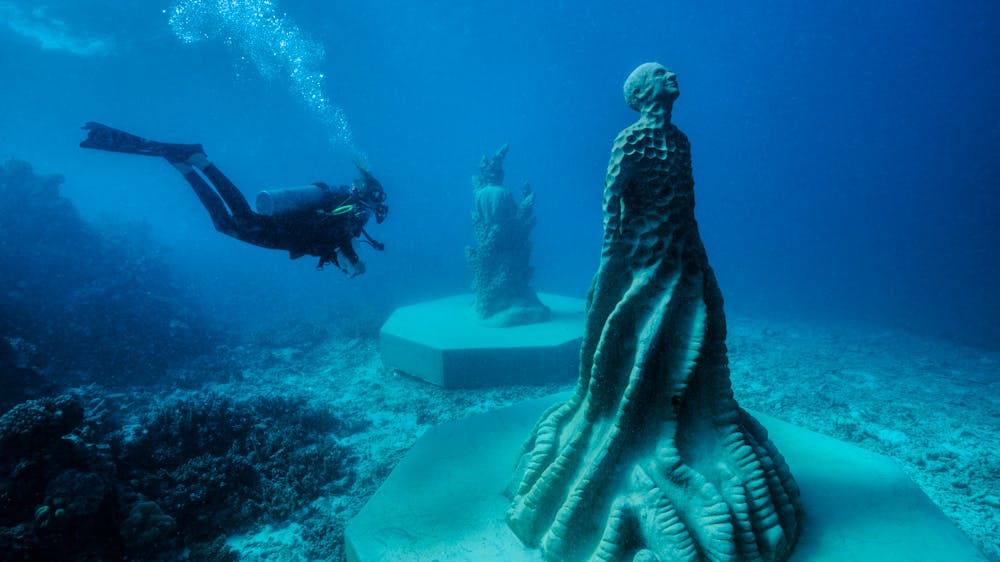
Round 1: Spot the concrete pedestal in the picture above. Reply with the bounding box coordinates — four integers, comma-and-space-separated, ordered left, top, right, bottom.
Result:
345, 393, 987, 562
379, 294, 586, 388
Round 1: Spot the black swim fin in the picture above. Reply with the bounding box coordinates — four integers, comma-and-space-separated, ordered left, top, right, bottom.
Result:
80, 122, 204, 162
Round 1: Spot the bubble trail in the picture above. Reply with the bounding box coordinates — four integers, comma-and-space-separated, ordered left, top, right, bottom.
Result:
168, 0, 360, 158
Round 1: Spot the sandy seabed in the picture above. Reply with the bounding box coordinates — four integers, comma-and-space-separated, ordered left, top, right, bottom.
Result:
201, 315, 998, 561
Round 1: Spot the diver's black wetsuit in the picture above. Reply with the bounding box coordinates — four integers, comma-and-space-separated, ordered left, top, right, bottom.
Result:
183, 163, 369, 270
80, 122, 386, 274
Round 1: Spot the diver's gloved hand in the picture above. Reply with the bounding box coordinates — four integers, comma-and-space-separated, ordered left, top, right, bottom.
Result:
349, 260, 366, 278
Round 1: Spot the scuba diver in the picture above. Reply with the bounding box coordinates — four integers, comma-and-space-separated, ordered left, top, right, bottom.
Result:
79, 122, 387, 277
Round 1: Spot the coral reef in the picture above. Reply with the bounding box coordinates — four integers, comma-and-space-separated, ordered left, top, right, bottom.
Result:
505, 63, 802, 561
0, 158, 214, 385
0, 337, 55, 412
118, 393, 358, 540
466, 144, 550, 327
0, 388, 353, 560
0, 395, 84, 458
0, 395, 121, 560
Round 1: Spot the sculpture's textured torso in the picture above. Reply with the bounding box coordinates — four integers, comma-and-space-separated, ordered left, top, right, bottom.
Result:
506, 63, 802, 561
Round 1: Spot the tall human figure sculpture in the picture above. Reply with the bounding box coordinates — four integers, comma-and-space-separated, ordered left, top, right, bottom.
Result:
467, 144, 550, 327
506, 63, 802, 561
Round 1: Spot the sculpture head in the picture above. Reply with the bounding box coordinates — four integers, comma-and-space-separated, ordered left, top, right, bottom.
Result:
475, 144, 510, 190
623, 62, 679, 112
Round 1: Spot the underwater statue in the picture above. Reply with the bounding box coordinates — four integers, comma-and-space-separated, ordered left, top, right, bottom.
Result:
467, 144, 550, 327
505, 63, 803, 561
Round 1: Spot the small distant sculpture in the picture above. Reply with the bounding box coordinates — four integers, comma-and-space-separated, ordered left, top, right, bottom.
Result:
505, 63, 802, 561
467, 144, 550, 327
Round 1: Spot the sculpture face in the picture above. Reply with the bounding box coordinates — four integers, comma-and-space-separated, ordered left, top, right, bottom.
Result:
623, 62, 679, 111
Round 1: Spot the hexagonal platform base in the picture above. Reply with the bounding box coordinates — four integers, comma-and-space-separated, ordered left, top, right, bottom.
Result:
345, 393, 987, 562
379, 294, 586, 388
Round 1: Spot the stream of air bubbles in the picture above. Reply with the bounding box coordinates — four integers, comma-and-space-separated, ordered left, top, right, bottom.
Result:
167, 0, 360, 158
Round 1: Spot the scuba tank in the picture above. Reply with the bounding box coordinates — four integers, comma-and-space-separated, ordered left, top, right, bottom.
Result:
255, 184, 330, 216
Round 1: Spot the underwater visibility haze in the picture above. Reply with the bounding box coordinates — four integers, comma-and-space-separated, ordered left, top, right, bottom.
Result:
0, 0, 997, 560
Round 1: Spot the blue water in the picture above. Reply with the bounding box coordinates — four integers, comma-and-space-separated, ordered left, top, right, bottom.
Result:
1, 3, 998, 560
1, 0, 997, 348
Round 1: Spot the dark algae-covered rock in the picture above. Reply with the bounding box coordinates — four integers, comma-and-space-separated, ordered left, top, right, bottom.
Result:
0, 394, 83, 456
